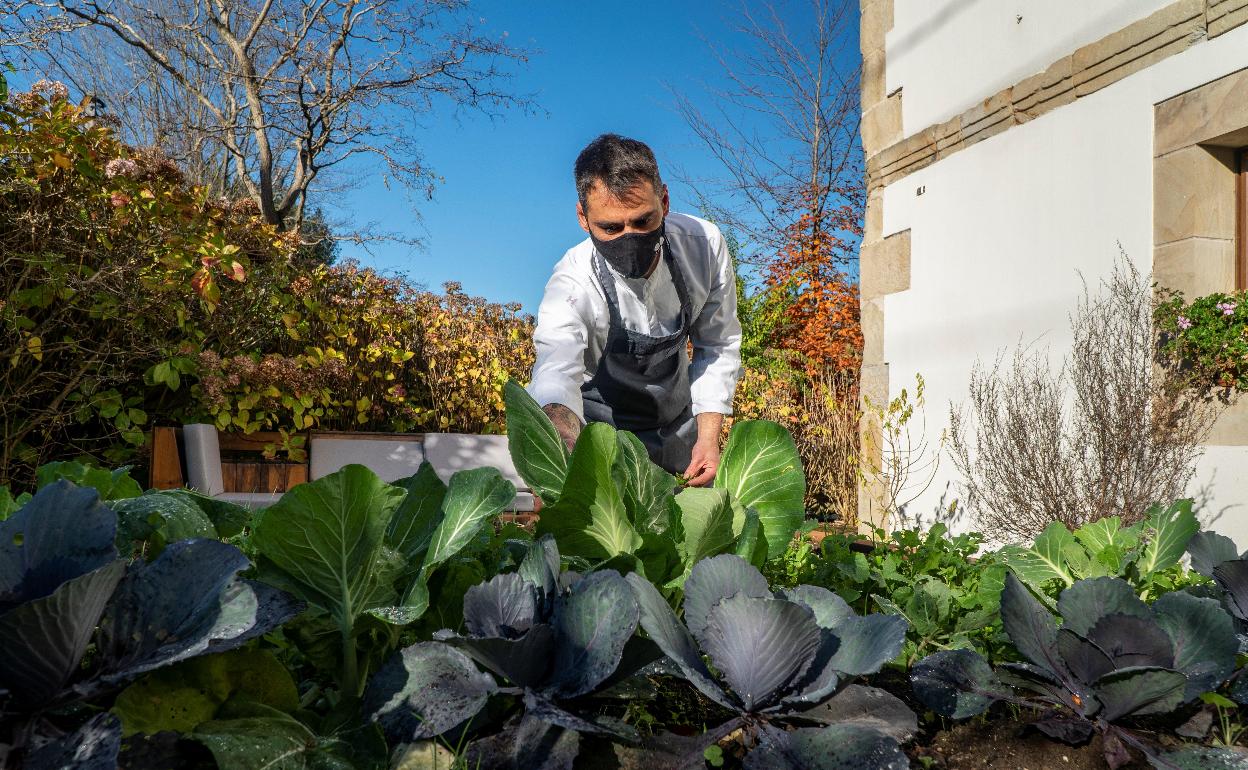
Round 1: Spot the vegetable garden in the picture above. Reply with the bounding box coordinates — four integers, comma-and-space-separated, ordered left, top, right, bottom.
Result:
1, 381, 1247, 769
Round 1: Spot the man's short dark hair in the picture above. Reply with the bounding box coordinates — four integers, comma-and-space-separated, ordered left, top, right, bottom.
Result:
574, 134, 663, 209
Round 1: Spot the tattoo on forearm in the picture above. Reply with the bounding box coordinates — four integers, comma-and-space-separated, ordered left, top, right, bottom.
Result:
542, 404, 583, 451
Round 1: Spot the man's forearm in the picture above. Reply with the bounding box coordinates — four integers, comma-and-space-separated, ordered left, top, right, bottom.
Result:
543, 403, 583, 451
695, 412, 725, 447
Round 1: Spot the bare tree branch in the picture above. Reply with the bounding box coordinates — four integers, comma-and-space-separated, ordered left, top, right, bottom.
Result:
675, 0, 862, 266
9, 0, 532, 237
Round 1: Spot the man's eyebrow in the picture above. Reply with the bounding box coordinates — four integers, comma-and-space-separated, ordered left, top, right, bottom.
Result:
591, 208, 658, 223
593, 208, 656, 229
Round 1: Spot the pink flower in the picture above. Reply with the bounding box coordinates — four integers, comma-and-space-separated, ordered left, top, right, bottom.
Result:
1177, 316, 1193, 330
31, 79, 69, 103
105, 158, 140, 179
1216, 302, 1238, 316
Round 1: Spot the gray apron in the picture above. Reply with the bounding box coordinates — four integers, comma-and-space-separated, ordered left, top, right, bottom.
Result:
581, 239, 698, 475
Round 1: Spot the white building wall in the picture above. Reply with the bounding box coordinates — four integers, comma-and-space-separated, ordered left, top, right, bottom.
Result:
888, 0, 1174, 131
879, 21, 1248, 544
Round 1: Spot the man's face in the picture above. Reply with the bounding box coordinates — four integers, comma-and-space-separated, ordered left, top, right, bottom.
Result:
577, 179, 669, 240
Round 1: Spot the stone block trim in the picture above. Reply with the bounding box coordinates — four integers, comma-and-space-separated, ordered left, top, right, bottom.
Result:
1012, 56, 1076, 121
1072, 0, 1205, 96
858, 0, 898, 531
862, 92, 904, 156
1154, 145, 1238, 246
861, 297, 885, 366
1155, 66, 1248, 155
1208, 399, 1248, 445
857, 362, 891, 533
1154, 237, 1238, 297
860, 229, 912, 301
860, 0, 898, 155
1210, 0, 1248, 37
864, 0, 1248, 193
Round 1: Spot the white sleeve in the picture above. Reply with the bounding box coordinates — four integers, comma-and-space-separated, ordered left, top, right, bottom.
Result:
688, 233, 743, 416
527, 271, 592, 423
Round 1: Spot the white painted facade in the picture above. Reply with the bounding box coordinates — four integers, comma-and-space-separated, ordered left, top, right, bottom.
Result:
877, 7, 1248, 543
888, 0, 1173, 130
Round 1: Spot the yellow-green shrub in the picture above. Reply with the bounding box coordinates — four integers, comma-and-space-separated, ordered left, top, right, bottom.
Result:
1, 82, 534, 483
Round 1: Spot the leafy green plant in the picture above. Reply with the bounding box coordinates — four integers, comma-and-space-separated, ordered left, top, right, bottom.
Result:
0, 481, 300, 766
626, 554, 914, 768
34, 460, 143, 500
1156, 287, 1248, 395
504, 381, 799, 590
249, 462, 514, 696
366, 536, 657, 768
777, 525, 1010, 666
112, 648, 300, 736
911, 573, 1240, 768
1198, 692, 1248, 748
0, 483, 25, 520
6, 459, 251, 555
714, 417, 806, 560
999, 500, 1200, 606
110, 489, 253, 557
1186, 531, 1248, 705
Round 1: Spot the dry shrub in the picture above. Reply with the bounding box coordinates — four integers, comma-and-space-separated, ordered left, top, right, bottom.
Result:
949, 259, 1218, 542
734, 365, 860, 524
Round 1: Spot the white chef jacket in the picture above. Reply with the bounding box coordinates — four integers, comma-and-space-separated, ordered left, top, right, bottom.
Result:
528, 212, 743, 423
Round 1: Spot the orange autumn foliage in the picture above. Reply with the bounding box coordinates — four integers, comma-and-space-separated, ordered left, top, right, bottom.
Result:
764, 188, 863, 375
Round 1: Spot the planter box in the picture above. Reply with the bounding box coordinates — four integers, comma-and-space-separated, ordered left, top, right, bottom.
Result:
221, 461, 308, 494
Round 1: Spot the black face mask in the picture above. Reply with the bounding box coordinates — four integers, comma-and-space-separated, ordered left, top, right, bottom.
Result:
591, 221, 665, 279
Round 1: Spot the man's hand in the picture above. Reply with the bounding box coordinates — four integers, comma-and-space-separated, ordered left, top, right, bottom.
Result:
542, 403, 583, 453
684, 412, 725, 487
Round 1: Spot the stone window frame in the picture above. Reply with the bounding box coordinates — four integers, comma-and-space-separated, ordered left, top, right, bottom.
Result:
1240, 147, 1248, 290
1154, 67, 1248, 301
1153, 66, 1248, 446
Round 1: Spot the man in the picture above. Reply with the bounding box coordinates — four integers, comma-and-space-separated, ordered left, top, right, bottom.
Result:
527, 134, 742, 486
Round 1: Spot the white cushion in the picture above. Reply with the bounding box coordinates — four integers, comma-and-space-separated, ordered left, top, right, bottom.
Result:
182, 424, 224, 497
423, 433, 534, 510
309, 436, 426, 483
217, 492, 282, 509
422, 433, 525, 488
509, 491, 538, 513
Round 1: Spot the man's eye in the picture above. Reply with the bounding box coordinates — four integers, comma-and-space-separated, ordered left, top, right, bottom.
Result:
601, 226, 621, 234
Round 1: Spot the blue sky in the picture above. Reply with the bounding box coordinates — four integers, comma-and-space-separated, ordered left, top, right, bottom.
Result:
11, 1, 861, 312
334, 0, 862, 312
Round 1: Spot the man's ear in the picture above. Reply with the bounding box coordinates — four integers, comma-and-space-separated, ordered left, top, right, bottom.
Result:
576, 200, 590, 234
661, 185, 670, 217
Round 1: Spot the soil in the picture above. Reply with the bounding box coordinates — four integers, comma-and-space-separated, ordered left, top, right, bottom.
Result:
867, 668, 1157, 770
907, 718, 1149, 770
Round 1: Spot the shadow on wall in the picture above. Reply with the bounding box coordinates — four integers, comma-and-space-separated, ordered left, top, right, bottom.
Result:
1193, 469, 1236, 532
892, 480, 971, 533
887, 0, 981, 60
888, 0, 1175, 66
